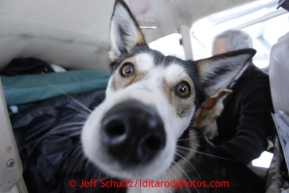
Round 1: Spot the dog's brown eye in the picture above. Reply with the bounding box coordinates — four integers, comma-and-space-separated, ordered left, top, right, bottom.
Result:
121, 63, 134, 77
176, 82, 191, 98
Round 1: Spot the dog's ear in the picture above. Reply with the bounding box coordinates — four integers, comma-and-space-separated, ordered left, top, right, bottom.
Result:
199, 89, 232, 111
109, 0, 146, 62
195, 49, 256, 97
216, 89, 232, 102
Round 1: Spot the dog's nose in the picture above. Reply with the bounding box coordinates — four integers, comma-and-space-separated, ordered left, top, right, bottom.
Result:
101, 100, 166, 165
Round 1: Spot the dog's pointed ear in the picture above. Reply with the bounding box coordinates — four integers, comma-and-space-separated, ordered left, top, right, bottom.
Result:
216, 89, 232, 101
195, 49, 256, 97
109, 0, 146, 62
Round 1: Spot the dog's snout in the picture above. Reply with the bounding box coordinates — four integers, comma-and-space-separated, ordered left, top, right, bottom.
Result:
101, 100, 166, 165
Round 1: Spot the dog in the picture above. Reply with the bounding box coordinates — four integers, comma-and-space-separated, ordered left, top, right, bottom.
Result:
193, 89, 232, 138
81, 1, 265, 192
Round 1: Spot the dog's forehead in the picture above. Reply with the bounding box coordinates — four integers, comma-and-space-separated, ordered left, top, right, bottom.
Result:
134, 49, 193, 81
134, 52, 154, 72
164, 64, 188, 84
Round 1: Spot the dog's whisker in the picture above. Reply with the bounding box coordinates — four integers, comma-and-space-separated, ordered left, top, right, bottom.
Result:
169, 166, 191, 193
38, 125, 82, 139
42, 78, 92, 113
77, 112, 89, 119
84, 159, 90, 170
22, 120, 85, 148
62, 130, 82, 138
177, 136, 204, 142
176, 145, 235, 161
76, 146, 85, 160
29, 126, 83, 155
176, 149, 188, 157
174, 152, 202, 180
176, 149, 188, 154
173, 161, 199, 193
62, 143, 93, 177
173, 161, 190, 181
26, 121, 84, 144
177, 138, 191, 142
49, 122, 85, 132
65, 146, 85, 173
68, 106, 90, 117
43, 122, 84, 135
33, 130, 81, 151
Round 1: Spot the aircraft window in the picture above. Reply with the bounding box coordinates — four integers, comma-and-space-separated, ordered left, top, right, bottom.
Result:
150, 0, 289, 71
191, 0, 289, 70
149, 33, 185, 60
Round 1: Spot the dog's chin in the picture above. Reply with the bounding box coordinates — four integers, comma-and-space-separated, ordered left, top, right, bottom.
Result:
83, 145, 175, 180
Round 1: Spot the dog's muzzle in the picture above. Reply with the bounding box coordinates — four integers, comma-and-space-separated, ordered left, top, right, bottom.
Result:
101, 100, 166, 166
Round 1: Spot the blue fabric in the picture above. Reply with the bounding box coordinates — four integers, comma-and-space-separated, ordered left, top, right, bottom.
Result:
1, 70, 110, 105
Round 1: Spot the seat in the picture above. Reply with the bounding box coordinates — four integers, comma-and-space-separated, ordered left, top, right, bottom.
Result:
266, 31, 289, 193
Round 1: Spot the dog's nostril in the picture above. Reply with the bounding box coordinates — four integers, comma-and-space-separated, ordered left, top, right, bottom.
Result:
102, 120, 127, 145
139, 132, 165, 159
106, 121, 126, 137
145, 134, 163, 151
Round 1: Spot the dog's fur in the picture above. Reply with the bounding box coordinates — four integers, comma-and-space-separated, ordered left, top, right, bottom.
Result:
81, 1, 265, 192
193, 89, 232, 138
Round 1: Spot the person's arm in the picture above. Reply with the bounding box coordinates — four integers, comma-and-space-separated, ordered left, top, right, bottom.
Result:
215, 83, 274, 165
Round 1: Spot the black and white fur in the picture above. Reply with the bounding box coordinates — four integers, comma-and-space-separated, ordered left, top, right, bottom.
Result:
81, 1, 264, 192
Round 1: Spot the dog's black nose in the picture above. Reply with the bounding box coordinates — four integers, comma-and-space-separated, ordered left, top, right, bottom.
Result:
101, 100, 166, 165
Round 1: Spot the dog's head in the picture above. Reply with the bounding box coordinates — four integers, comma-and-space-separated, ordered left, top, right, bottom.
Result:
81, 0, 256, 180
193, 89, 232, 138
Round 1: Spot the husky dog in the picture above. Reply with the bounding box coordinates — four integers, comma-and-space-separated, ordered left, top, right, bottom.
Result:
81, 0, 265, 192
193, 89, 232, 138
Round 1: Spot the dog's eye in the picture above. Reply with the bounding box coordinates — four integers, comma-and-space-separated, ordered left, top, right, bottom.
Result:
176, 82, 191, 98
120, 63, 134, 77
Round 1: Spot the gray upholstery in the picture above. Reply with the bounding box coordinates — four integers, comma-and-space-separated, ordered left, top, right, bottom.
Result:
265, 138, 283, 193
266, 32, 289, 192
269, 32, 289, 115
